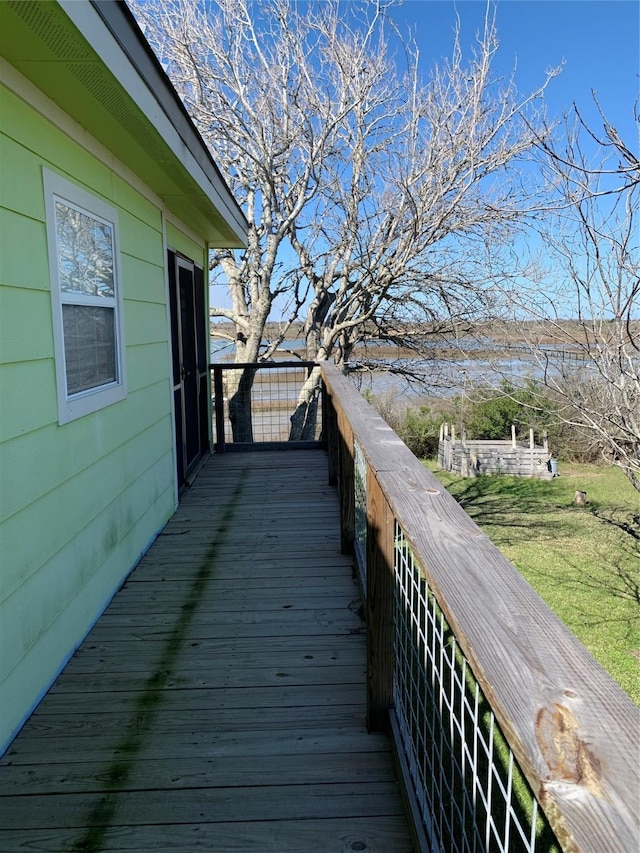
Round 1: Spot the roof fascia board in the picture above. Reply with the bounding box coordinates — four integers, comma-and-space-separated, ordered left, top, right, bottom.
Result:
59, 0, 247, 244
93, 2, 226, 193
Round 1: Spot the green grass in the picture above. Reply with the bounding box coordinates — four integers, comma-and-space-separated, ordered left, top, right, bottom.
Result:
424, 460, 640, 704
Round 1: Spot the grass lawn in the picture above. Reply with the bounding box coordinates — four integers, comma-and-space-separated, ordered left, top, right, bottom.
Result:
424, 460, 640, 705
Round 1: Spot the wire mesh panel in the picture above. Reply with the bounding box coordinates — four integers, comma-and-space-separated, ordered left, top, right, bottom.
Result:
212, 363, 322, 447
392, 523, 560, 853
353, 439, 367, 584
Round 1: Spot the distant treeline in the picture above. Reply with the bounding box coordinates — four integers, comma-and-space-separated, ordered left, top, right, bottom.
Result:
210, 317, 639, 348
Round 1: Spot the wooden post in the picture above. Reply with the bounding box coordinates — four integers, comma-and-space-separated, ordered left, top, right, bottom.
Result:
511, 424, 517, 448
528, 428, 535, 475
213, 366, 225, 453
366, 467, 395, 733
321, 377, 328, 446
460, 453, 469, 478
337, 412, 355, 554
323, 384, 339, 486
543, 429, 549, 453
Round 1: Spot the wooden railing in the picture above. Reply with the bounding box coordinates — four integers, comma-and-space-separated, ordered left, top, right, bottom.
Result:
320, 361, 639, 853
210, 361, 321, 451
209, 360, 639, 851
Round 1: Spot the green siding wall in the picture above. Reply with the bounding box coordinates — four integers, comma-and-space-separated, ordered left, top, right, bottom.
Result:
166, 222, 207, 269
0, 82, 193, 752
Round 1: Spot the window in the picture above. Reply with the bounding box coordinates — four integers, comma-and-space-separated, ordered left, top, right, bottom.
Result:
44, 170, 126, 423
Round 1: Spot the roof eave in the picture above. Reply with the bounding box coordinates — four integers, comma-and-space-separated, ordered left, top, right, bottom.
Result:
89, 1, 248, 247
0, 0, 247, 247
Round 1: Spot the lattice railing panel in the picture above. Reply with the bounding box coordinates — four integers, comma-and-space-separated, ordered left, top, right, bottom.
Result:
393, 523, 559, 853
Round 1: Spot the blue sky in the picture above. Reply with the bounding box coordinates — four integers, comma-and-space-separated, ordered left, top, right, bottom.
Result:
204, 0, 638, 321
386, 0, 639, 145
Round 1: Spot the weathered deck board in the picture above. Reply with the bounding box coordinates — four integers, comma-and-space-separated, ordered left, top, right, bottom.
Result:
60, 636, 366, 673
1, 722, 390, 763
0, 450, 414, 853
0, 751, 398, 793
0, 816, 414, 853
49, 662, 366, 692
2, 711, 375, 760
33, 683, 368, 715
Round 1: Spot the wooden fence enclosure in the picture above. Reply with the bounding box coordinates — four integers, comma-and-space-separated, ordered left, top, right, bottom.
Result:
438, 423, 555, 479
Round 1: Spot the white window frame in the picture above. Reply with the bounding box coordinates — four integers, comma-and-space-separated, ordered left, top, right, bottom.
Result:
44, 169, 127, 424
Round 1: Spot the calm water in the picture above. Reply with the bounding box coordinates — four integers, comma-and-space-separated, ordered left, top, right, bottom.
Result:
210, 336, 568, 401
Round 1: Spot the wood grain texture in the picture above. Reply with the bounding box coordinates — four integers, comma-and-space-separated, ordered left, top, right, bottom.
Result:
365, 468, 395, 732
322, 361, 640, 853
337, 408, 355, 553
0, 817, 414, 853
0, 450, 414, 853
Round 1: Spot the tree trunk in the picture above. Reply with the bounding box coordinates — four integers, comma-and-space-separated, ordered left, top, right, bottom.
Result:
226, 366, 257, 442
622, 464, 640, 493
289, 365, 323, 441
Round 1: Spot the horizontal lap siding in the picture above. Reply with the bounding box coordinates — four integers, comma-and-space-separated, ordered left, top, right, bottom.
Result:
0, 80, 180, 752
166, 221, 207, 266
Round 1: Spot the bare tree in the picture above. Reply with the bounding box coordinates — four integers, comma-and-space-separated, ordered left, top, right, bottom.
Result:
132, 0, 343, 438
286, 6, 558, 436
132, 0, 556, 440
498, 100, 640, 489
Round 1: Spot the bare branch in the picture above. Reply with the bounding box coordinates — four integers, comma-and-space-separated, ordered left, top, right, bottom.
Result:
488, 97, 640, 488
131, 0, 557, 439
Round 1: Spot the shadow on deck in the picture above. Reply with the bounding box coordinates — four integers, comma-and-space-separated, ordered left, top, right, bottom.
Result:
0, 450, 414, 852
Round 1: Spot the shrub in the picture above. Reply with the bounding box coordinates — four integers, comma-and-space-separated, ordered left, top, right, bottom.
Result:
362, 389, 449, 458
362, 380, 607, 463
464, 391, 523, 439
362, 388, 407, 434
464, 380, 557, 445
400, 406, 446, 459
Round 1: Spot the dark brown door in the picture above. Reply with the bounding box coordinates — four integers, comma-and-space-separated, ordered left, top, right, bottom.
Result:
168, 252, 209, 491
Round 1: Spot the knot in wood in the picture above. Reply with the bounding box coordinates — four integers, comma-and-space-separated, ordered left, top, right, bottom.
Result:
535, 703, 602, 796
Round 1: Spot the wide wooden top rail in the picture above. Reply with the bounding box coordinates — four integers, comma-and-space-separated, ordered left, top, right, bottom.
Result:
210, 361, 319, 370
320, 361, 639, 853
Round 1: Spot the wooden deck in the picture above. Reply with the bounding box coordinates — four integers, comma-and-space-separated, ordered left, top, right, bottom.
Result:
0, 450, 414, 852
